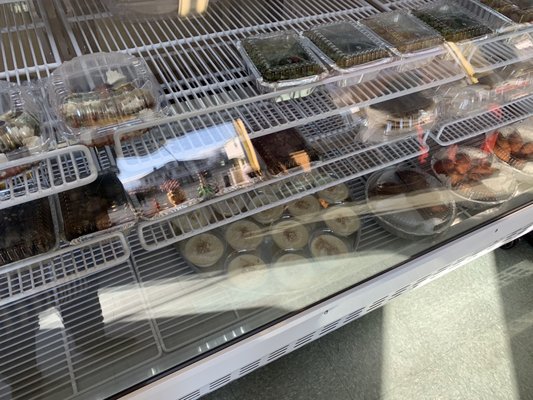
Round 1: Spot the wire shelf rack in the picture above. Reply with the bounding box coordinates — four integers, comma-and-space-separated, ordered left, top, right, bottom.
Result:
0, 232, 129, 306
137, 131, 428, 251
431, 94, 533, 145
0, 0, 62, 83
0, 145, 98, 210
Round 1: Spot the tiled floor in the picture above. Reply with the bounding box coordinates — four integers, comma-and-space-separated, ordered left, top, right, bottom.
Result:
203, 240, 533, 400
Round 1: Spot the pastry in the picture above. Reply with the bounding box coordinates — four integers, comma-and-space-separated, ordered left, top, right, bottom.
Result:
304, 21, 390, 69
310, 233, 349, 258
251, 128, 320, 175
172, 209, 213, 233
318, 183, 350, 204
322, 207, 361, 237
271, 220, 309, 250
225, 220, 263, 251
214, 197, 245, 217
491, 127, 533, 173
250, 194, 284, 224
242, 31, 324, 82
182, 233, 225, 268
287, 195, 321, 222
362, 11, 443, 54
227, 253, 268, 289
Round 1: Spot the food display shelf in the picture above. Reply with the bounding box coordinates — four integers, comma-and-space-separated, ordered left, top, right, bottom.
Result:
0, 232, 129, 306
138, 132, 428, 251
0, 260, 161, 400
0, 0, 62, 82
0, 145, 98, 210
431, 93, 533, 145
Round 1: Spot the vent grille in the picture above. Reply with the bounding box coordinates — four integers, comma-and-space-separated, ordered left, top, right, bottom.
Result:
367, 295, 388, 312
209, 374, 231, 391
320, 320, 341, 336
343, 308, 365, 324
390, 285, 410, 300
239, 360, 261, 376
412, 274, 431, 288
178, 390, 201, 400
294, 333, 315, 349
267, 345, 289, 362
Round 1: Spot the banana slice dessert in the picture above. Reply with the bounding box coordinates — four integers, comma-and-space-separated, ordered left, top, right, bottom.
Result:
225, 219, 263, 251
322, 206, 361, 237
182, 233, 225, 268
310, 233, 349, 258
287, 195, 321, 222
271, 220, 309, 250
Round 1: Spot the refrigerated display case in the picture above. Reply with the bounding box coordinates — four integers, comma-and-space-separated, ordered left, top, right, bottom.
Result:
0, 0, 532, 399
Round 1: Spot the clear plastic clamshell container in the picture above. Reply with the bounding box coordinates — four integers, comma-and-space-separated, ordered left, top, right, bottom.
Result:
435, 83, 493, 121
302, 21, 394, 72
476, 62, 533, 103
366, 165, 456, 240
0, 198, 58, 267
238, 30, 327, 96
431, 146, 518, 209
362, 89, 437, 142
0, 81, 44, 163
115, 119, 263, 220
487, 118, 533, 183
58, 173, 137, 243
478, 0, 533, 24
361, 11, 444, 55
414, 2, 493, 42
47, 52, 161, 147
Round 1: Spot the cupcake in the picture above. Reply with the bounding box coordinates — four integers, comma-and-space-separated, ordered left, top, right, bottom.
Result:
322, 207, 361, 237
181, 233, 225, 268
250, 193, 284, 224
227, 253, 268, 289
310, 233, 349, 258
271, 220, 309, 250
287, 195, 321, 222
225, 219, 263, 251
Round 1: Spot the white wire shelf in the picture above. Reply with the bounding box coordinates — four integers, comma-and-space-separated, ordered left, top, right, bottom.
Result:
0, 0, 62, 82
431, 94, 533, 145
137, 132, 428, 251
0, 232, 129, 306
0, 145, 98, 210
0, 260, 161, 400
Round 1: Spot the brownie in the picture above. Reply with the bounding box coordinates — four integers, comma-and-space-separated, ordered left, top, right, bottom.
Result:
0, 199, 56, 266
252, 128, 321, 175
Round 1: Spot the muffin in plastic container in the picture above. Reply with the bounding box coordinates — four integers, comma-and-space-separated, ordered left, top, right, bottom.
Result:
0, 197, 58, 267
431, 146, 518, 209
224, 250, 270, 291
361, 11, 444, 55
303, 21, 394, 73
0, 81, 45, 167
224, 218, 266, 252
414, 2, 493, 42
362, 89, 437, 142
47, 52, 160, 147
478, 0, 533, 24
308, 228, 356, 260
238, 30, 327, 98
270, 217, 311, 251
487, 120, 533, 184
58, 173, 137, 244
178, 230, 227, 275
366, 166, 456, 240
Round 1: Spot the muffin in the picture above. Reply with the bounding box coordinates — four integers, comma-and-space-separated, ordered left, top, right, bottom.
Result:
225, 219, 263, 251
322, 207, 361, 237
182, 233, 225, 268
271, 220, 309, 250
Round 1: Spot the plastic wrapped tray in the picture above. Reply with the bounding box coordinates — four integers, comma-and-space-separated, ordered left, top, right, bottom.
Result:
58, 173, 137, 243
47, 52, 160, 147
478, 0, 533, 24
431, 146, 518, 209
414, 2, 493, 42
366, 166, 456, 240
361, 11, 444, 55
238, 30, 327, 93
251, 127, 321, 176
0, 198, 58, 267
487, 120, 533, 183
302, 21, 393, 72
0, 81, 44, 163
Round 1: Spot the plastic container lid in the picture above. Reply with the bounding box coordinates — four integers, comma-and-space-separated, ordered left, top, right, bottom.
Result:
0, 81, 44, 160
361, 11, 444, 55
479, 0, 533, 23
47, 52, 160, 142
414, 2, 493, 42
303, 21, 392, 71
